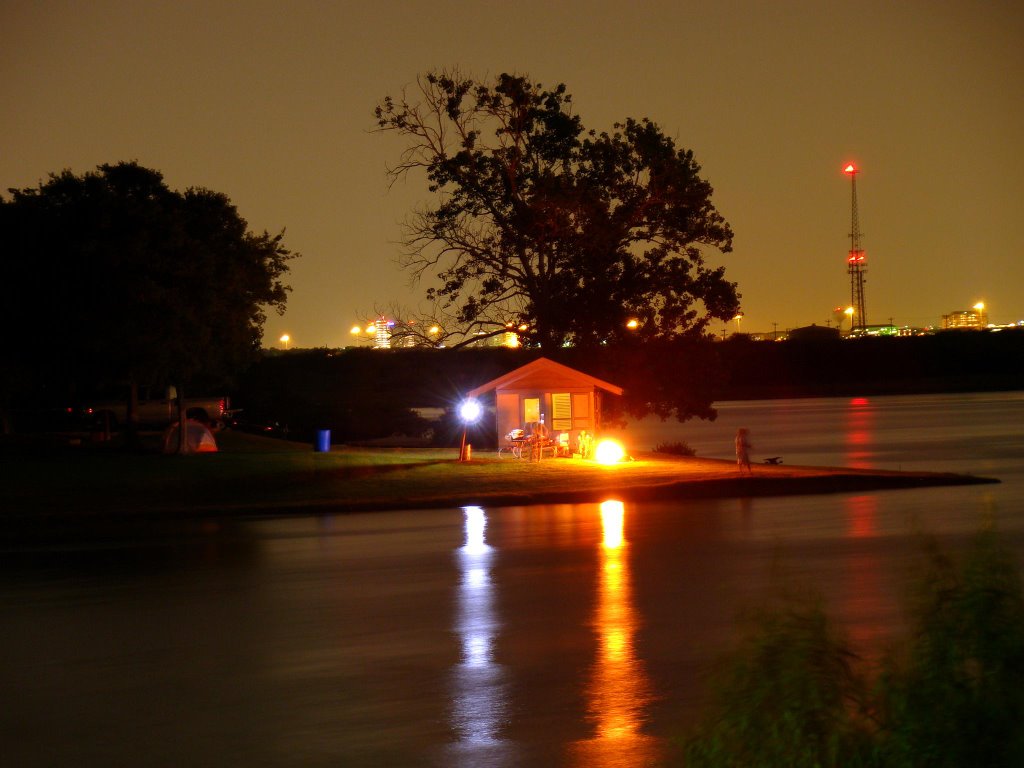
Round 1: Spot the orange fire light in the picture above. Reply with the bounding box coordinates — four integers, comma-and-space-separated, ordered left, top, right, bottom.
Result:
595, 439, 625, 465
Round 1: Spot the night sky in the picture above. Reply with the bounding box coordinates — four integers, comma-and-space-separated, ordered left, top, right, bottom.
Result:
3, 0, 1021, 346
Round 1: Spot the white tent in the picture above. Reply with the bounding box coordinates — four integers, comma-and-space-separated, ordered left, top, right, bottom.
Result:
162, 419, 219, 454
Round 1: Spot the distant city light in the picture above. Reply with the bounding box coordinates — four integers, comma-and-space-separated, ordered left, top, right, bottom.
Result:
279, 334, 290, 349
626, 318, 639, 329
844, 163, 858, 174
350, 324, 362, 335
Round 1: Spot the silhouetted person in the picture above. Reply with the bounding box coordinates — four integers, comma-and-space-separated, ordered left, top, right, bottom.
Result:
735, 428, 752, 474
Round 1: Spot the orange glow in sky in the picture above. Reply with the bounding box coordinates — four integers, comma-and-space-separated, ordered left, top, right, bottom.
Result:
3, 4, 1019, 343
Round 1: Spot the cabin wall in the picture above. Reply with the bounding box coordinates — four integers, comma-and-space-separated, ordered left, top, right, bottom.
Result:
495, 387, 598, 443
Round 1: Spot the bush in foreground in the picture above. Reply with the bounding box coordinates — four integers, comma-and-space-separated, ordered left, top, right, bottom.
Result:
653, 441, 697, 457
679, 532, 1024, 767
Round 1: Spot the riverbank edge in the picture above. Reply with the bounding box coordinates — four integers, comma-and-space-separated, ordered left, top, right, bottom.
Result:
0, 436, 1000, 529
209, 468, 999, 517
0, 467, 999, 548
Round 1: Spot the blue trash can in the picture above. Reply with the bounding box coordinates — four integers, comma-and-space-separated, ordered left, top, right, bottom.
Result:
314, 429, 331, 452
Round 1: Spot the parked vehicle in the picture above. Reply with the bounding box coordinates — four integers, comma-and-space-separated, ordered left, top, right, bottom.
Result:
82, 386, 231, 429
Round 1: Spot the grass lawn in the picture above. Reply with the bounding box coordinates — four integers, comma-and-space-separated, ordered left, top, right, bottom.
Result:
1, 429, 996, 522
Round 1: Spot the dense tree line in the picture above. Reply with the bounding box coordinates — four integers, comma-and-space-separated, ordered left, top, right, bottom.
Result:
0, 162, 296, 434
233, 331, 1024, 445
716, 330, 1024, 399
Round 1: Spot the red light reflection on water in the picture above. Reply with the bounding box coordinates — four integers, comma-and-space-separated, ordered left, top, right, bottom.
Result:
845, 493, 877, 538
570, 500, 657, 766
844, 397, 875, 469
840, 495, 893, 655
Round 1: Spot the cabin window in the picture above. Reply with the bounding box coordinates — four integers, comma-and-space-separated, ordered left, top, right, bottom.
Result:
523, 397, 540, 425
551, 392, 572, 431
572, 393, 591, 430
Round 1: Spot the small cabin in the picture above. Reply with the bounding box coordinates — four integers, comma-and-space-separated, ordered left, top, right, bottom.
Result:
467, 357, 623, 452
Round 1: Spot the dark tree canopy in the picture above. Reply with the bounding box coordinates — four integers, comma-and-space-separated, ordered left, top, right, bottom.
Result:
1, 161, 295, 402
375, 70, 740, 350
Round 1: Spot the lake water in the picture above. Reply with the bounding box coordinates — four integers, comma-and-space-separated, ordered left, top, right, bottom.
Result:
3, 392, 1023, 766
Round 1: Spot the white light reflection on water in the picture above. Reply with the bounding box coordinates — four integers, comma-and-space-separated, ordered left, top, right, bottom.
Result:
448, 505, 512, 765
570, 500, 657, 767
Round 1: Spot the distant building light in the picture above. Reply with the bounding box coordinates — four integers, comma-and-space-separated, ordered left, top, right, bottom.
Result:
374, 318, 391, 348
941, 307, 987, 329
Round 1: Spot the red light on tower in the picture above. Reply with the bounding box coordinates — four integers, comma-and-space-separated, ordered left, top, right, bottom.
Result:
843, 161, 867, 329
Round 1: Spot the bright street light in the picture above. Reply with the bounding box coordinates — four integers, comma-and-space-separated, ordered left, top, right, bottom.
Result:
458, 399, 482, 462
279, 334, 290, 349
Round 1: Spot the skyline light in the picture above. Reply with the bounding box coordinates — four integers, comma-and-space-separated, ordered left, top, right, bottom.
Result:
2, 2, 1020, 345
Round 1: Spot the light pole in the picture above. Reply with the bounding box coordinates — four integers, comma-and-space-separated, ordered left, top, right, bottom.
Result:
973, 301, 987, 327
350, 323, 376, 346
279, 334, 291, 350
458, 399, 482, 462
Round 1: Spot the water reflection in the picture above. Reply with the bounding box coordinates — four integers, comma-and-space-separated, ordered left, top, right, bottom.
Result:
449, 506, 511, 764
846, 493, 877, 539
842, 495, 891, 654
570, 500, 656, 766
844, 397, 875, 469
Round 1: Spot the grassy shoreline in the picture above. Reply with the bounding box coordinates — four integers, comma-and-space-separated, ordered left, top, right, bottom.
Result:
2, 431, 998, 526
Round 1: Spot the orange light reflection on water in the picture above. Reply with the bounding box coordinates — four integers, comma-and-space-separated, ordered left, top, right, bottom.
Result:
570, 500, 657, 766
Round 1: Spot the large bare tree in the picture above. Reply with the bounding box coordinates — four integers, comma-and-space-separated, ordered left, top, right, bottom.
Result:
374, 70, 740, 350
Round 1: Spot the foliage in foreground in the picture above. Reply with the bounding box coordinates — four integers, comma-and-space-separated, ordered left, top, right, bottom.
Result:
679, 531, 1024, 767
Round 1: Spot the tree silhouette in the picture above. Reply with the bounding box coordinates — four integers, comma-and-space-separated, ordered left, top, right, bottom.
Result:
375, 70, 739, 350
1, 161, 295, 433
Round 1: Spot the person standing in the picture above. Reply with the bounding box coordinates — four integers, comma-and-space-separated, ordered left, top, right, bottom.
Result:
735, 428, 752, 473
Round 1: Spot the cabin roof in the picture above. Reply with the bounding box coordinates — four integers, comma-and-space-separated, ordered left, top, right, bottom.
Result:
467, 357, 624, 397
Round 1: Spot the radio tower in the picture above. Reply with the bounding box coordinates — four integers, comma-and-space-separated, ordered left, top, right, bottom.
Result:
844, 163, 867, 330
